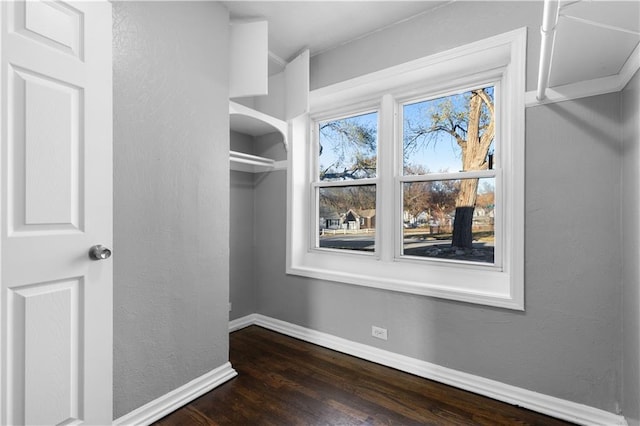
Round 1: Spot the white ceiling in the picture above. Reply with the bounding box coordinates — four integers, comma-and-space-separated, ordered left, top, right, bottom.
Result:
223, 1, 640, 89
223, 1, 449, 68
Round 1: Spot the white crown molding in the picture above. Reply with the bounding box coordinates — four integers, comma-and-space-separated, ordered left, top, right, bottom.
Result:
526, 42, 640, 107
230, 314, 628, 426
113, 362, 237, 426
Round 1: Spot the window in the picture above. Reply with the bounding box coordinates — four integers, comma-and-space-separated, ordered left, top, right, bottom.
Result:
287, 29, 526, 309
316, 112, 378, 253
400, 87, 497, 265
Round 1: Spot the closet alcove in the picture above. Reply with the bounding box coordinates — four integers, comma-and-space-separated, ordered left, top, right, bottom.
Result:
228, 18, 308, 321
229, 102, 288, 320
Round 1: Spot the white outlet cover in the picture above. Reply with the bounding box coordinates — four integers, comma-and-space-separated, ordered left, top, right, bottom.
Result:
372, 326, 388, 340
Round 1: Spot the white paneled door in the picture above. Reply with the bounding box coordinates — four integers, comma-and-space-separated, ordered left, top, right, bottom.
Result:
0, 1, 112, 425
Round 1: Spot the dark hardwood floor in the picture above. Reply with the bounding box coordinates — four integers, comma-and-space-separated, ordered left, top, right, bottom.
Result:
154, 326, 576, 425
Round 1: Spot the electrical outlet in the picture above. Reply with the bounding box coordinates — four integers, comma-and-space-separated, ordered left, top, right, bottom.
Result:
372, 326, 388, 340
228, 302, 232, 312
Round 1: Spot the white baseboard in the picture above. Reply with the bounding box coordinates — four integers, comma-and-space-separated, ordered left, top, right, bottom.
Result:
113, 362, 237, 426
229, 313, 258, 332
231, 314, 627, 426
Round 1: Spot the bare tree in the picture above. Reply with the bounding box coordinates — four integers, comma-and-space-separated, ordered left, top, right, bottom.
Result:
405, 88, 495, 248
428, 180, 458, 230
403, 182, 431, 225
319, 119, 377, 181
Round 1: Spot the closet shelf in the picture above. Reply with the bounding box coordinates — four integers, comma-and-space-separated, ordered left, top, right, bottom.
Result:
230, 150, 287, 173
229, 101, 288, 152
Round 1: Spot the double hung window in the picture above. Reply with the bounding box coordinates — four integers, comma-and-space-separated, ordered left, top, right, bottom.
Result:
287, 29, 526, 309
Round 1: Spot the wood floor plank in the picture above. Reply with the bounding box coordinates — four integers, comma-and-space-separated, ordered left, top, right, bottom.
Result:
153, 326, 577, 426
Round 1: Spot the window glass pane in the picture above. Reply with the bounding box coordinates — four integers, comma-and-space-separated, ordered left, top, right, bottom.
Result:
403, 87, 495, 175
402, 178, 495, 264
318, 112, 378, 181
318, 185, 376, 252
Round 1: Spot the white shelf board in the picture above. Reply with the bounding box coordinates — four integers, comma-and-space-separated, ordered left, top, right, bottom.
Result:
229, 101, 288, 151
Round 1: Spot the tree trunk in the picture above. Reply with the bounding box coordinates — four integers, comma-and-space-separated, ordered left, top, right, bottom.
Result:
456, 178, 479, 207
450, 90, 488, 250
452, 206, 474, 249
452, 179, 478, 249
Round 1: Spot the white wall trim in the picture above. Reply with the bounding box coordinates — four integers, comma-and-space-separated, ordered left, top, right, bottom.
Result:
230, 314, 627, 426
229, 313, 259, 332
113, 362, 237, 426
526, 42, 640, 107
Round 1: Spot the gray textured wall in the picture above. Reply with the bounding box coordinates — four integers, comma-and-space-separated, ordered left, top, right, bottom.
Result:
622, 69, 640, 426
243, 2, 625, 413
112, 1, 230, 418
230, 131, 257, 320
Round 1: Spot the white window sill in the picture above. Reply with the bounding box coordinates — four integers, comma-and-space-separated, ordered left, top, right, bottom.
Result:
287, 249, 523, 310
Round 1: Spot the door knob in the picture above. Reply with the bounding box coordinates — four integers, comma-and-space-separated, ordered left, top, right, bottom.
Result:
89, 245, 112, 260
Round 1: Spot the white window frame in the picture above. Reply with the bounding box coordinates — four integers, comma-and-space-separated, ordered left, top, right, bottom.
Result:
286, 28, 526, 310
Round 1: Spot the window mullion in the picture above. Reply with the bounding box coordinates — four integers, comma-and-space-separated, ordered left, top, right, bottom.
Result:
377, 94, 396, 262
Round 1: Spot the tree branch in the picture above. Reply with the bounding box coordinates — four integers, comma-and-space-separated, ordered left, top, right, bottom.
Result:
475, 89, 494, 117
475, 89, 495, 155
